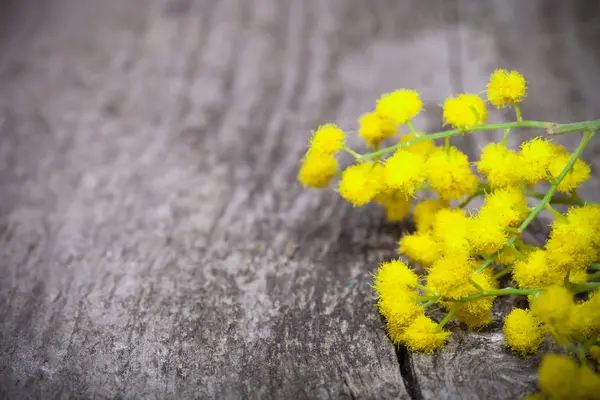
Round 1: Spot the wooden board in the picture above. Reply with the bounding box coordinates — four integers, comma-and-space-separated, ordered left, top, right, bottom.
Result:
0, 0, 598, 398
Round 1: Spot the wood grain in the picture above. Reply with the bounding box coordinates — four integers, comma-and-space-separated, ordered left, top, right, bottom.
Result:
0, 0, 598, 399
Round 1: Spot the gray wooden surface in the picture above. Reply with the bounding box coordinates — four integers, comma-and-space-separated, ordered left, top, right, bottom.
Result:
0, 1, 599, 399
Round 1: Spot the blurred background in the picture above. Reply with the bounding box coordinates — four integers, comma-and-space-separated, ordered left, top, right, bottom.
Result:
1, 0, 599, 399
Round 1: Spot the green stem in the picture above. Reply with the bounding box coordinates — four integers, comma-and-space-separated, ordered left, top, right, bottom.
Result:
343, 146, 361, 159
475, 131, 596, 273
590, 263, 600, 271
416, 283, 439, 296
514, 104, 523, 122
502, 128, 511, 147
587, 271, 600, 281
357, 119, 600, 161
445, 136, 451, 150
421, 300, 437, 309
522, 189, 593, 206
545, 203, 567, 221
565, 281, 600, 293
436, 305, 457, 330
458, 187, 488, 208
453, 287, 539, 303
494, 266, 513, 280
407, 121, 417, 134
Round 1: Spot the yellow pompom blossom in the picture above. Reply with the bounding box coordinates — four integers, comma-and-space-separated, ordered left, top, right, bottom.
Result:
375, 190, 412, 222
569, 293, 600, 340
297, 151, 338, 188
590, 346, 600, 363
545, 205, 600, 273
399, 132, 436, 157
503, 308, 544, 355
537, 354, 579, 400
358, 112, 397, 148
375, 89, 423, 125
547, 152, 591, 193
384, 150, 428, 196
575, 366, 600, 400
477, 143, 523, 188
426, 255, 476, 298
519, 138, 564, 185
373, 259, 419, 292
468, 213, 509, 255
531, 285, 575, 336
308, 123, 346, 154
487, 69, 527, 108
426, 147, 479, 201
512, 250, 563, 289
443, 93, 488, 129
413, 199, 449, 233
338, 162, 385, 206
379, 288, 424, 339
479, 186, 528, 227
399, 315, 451, 354
398, 232, 443, 269
432, 208, 471, 257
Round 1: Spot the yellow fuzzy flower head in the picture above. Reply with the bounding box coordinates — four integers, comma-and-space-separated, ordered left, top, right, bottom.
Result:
443, 93, 488, 129
477, 143, 523, 188
512, 250, 562, 289
373, 259, 419, 294
358, 112, 397, 148
569, 293, 600, 340
531, 285, 575, 336
375, 190, 412, 222
375, 89, 423, 125
487, 69, 527, 108
338, 162, 385, 206
398, 232, 442, 269
547, 152, 591, 193
503, 308, 543, 356
379, 288, 424, 337
426, 254, 476, 298
479, 186, 528, 227
399, 315, 451, 354
426, 147, 479, 201
400, 132, 436, 157
519, 138, 564, 185
309, 123, 346, 154
384, 150, 428, 196
537, 354, 579, 400
413, 199, 449, 233
297, 151, 338, 188
432, 208, 471, 257
575, 365, 600, 400
468, 212, 509, 255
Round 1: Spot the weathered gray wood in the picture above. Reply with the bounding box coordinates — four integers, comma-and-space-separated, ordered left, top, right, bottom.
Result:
0, 0, 599, 399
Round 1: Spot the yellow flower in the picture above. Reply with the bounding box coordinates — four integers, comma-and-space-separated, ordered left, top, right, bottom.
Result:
373, 259, 419, 293
537, 354, 579, 400
468, 212, 509, 255
547, 152, 591, 193
479, 187, 528, 227
426, 147, 479, 201
569, 293, 600, 340
379, 287, 424, 338
519, 138, 564, 185
399, 315, 451, 353
309, 123, 346, 154
477, 143, 523, 188
375, 190, 412, 222
297, 151, 338, 188
375, 89, 423, 125
399, 132, 436, 157
503, 308, 543, 356
512, 250, 563, 289
531, 285, 575, 336
443, 93, 488, 129
357, 112, 397, 148
413, 199, 449, 233
575, 365, 600, 400
398, 232, 443, 269
384, 150, 428, 196
432, 208, 471, 257
487, 69, 527, 108
426, 255, 476, 298
338, 162, 385, 206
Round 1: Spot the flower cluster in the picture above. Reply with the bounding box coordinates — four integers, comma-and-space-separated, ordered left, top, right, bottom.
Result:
297, 69, 600, 399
